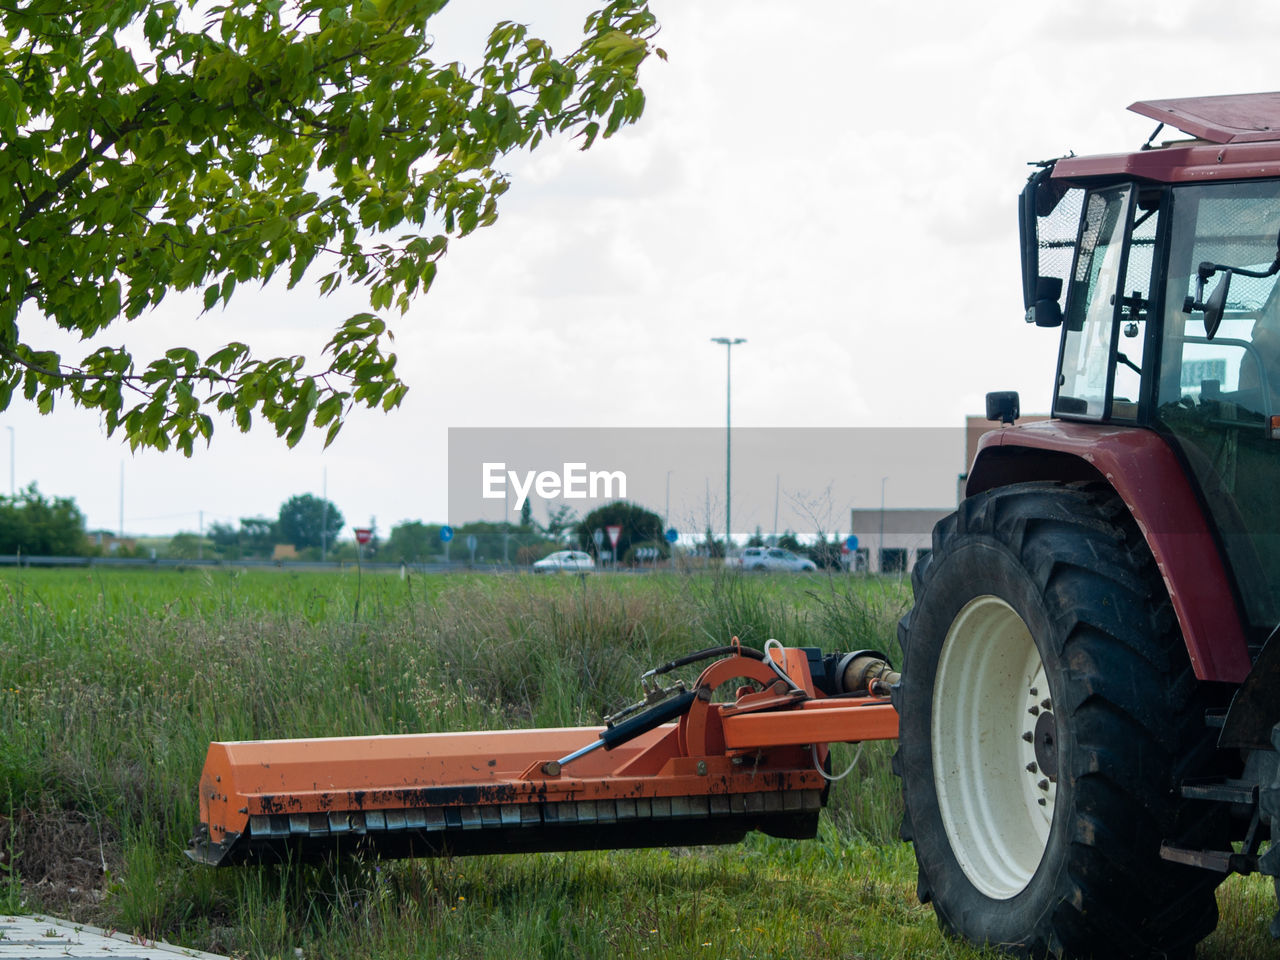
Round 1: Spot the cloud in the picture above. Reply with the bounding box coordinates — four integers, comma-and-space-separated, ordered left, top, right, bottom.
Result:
11, 0, 1280, 534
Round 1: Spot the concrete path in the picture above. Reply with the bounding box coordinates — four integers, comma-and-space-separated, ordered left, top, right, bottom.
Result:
0, 915, 225, 960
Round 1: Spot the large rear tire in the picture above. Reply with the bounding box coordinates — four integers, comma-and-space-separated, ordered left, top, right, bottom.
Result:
894, 481, 1225, 958
1258, 724, 1280, 937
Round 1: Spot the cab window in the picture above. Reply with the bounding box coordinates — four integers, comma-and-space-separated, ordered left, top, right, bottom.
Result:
1057, 186, 1133, 419
1156, 180, 1280, 632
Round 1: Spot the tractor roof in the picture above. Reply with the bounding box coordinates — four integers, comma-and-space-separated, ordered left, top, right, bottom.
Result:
1054, 92, 1280, 184
1130, 93, 1280, 144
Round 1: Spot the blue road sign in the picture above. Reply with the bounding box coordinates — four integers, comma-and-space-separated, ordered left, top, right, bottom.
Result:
440, 525, 454, 543
845, 535, 859, 552
664, 527, 678, 544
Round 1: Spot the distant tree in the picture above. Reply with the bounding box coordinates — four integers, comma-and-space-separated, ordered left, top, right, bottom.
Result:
777, 531, 803, 552
207, 521, 237, 546
207, 521, 240, 558
747, 526, 765, 547
804, 533, 844, 570
0, 484, 87, 555
386, 521, 440, 563
327, 540, 359, 562
239, 516, 277, 558
698, 526, 725, 559
277, 494, 344, 551
520, 500, 533, 530
575, 501, 663, 561
544, 504, 579, 544
166, 531, 206, 560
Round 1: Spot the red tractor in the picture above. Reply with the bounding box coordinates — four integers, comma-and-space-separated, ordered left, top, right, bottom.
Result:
894, 92, 1280, 958
192, 92, 1280, 960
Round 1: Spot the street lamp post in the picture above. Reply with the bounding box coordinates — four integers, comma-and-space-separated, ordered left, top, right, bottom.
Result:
710, 337, 746, 553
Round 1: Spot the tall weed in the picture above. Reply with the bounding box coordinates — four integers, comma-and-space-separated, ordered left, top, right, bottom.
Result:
0, 567, 992, 959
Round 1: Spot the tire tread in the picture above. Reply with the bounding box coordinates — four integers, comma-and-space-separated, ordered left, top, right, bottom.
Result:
895, 481, 1224, 959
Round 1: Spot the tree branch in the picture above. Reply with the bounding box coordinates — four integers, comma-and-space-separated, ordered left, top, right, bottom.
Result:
16, 106, 156, 228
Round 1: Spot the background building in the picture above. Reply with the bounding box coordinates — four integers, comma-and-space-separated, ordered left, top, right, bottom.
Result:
850, 412, 1052, 574
848, 507, 950, 575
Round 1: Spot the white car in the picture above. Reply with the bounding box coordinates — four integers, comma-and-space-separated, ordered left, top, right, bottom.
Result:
727, 547, 817, 572
532, 550, 595, 574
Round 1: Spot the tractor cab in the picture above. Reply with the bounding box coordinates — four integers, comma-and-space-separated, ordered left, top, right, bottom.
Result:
1019, 93, 1280, 645
889, 95, 1280, 959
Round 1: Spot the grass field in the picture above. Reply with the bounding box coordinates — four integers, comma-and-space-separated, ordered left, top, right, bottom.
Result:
0, 566, 1274, 959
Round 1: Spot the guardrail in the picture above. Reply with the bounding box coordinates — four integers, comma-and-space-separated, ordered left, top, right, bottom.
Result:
0, 555, 487, 573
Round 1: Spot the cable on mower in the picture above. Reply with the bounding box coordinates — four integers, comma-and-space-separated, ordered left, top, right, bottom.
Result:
812, 742, 864, 782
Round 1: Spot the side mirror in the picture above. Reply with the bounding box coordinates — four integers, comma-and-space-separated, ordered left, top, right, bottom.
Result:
1028, 276, 1063, 327
1018, 175, 1042, 311
1184, 261, 1235, 340
986, 391, 1020, 424
1019, 168, 1062, 311
1204, 269, 1232, 340
1020, 165, 1069, 326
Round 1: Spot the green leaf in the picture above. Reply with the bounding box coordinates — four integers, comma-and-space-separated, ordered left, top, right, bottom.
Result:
0, 0, 661, 453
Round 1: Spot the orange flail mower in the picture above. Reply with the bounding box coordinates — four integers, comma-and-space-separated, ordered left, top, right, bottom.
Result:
189, 641, 899, 866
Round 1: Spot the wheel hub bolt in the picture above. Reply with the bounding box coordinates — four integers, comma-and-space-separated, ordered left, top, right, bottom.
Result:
1032, 711, 1059, 781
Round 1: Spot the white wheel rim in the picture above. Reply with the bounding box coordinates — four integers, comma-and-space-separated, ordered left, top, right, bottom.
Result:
931, 595, 1056, 900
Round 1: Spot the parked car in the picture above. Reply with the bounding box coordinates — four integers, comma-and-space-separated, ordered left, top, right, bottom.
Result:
532, 550, 595, 574
726, 546, 816, 572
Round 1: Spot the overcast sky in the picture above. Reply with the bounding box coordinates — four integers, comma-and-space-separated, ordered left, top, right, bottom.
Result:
9, 0, 1280, 539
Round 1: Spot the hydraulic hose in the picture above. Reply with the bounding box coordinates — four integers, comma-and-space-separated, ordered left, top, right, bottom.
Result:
640, 644, 766, 682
